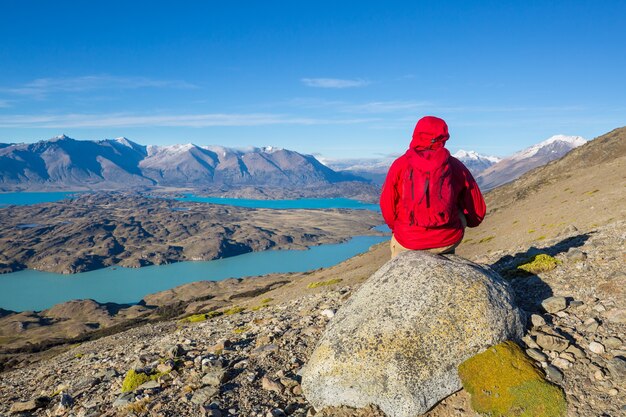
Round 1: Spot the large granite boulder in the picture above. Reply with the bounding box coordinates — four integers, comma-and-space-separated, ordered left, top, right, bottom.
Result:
301, 251, 525, 417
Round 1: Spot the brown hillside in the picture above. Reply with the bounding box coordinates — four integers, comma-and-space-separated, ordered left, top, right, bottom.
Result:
458, 126, 626, 258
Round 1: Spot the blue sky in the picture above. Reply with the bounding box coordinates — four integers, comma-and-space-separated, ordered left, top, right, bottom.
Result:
0, 1, 624, 158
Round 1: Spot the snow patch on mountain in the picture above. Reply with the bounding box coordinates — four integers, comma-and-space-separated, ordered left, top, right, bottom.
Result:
511, 135, 586, 161
452, 150, 501, 164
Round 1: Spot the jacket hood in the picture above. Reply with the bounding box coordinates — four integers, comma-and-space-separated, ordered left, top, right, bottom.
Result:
410, 116, 450, 150
405, 146, 450, 171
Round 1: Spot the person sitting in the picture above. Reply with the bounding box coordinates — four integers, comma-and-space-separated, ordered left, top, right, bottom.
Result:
380, 116, 486, 258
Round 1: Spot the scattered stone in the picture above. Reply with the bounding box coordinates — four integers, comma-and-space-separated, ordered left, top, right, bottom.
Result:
202, 368, 228, 386
606, 357, 626, 378
606, 308, 626, 324
605, 336, 622, 349
526, 348, 548, 362
583, 318, 600, 333
531, 314, 546, 327
608, 388, 618, 396
541, 296, 567, 313
565, 345, 586, 358
113, 392, 134, 408
137, 379, 160, 390
157, 360, 175, 373
522, 334, 540, 349
593, 304, 606, 313
252, 344, 279, 355
588, 341, 605, 354
209, 339, 232, 353
552, 357, 572, 370
320, 309, 335, 319
536, 333, 569, 352
191, 386, 219, 405
9, 397, 50, 414
302, 252, 524, 417
262, 376, 284, 394
545, 365, 564, 384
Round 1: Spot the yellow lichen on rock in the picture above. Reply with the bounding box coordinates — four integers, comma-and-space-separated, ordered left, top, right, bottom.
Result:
458, 341, 566, 417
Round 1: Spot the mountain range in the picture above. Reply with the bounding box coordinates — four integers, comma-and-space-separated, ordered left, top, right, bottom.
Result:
0, 134, 587, 192
451, 150, 501, 176
325, 135, 586, 189
475, 135, 586, 191
0, 136, 362, 191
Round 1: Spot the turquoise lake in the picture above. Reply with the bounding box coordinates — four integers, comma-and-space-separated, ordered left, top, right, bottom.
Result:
175, 194, 380, 210
0, 235, 388, 312
0, 191, 380, 211
0, 191, 82, 206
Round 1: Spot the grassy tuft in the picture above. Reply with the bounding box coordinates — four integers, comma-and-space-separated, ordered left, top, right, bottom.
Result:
122, 397, 151, 414
478, 236, 495, 244
307, 278, 343, 289
121, 370, 151, 393
459, 341, 566, 417
233, 326, 250, 334
121, 369, 168, 393
223, 306, 245, 315
517, 254, 561, 275
260, 297, 273, 304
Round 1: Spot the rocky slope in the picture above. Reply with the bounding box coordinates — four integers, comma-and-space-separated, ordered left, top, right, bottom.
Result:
0, 219, 623, 417
0, 136, 365, 191
0, 127, 623, 416
0, 192, 382, 274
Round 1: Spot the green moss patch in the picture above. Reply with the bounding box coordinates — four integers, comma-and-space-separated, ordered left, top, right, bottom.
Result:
121, 369, 167, 393
516, 254, 561, 275
307, 278, 342, 289
233, 326, 250, 334
223, 306, 245, 315
478, 236, 495, 244
459, 341, 566, 417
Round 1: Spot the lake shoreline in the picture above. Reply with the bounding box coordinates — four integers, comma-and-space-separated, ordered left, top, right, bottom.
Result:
0, 192, 383, 275
0, 240, 390, 367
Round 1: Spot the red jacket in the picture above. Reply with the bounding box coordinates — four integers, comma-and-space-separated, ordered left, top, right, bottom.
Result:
380, 116, 486, 250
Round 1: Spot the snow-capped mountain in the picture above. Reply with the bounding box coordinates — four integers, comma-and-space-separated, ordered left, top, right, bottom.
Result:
324, 150, 500, 184
476, 135, 587, 191
322, 156, 398, 185
0, 136, 363, 190
452, 150, 501, 176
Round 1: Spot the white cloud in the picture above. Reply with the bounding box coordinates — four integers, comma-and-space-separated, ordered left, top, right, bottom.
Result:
0, 112, 378, 128
301, 78, 370, 88
0, 75, 197, 99
342, 100, 431, 113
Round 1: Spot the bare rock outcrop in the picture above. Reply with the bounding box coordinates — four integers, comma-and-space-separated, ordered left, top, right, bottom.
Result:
301, 251, 525, 417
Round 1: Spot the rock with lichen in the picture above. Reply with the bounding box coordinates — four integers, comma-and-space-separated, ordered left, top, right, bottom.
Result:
301, 251, 525, 417
458, 341, 566, 417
